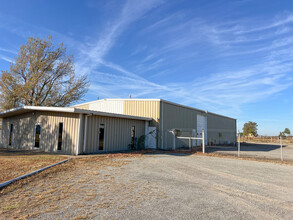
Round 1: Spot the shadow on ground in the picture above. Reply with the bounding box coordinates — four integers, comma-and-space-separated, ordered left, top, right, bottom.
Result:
206, 143, 287, 153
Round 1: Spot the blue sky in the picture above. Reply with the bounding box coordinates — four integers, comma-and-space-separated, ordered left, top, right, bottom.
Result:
0, 0, 292, 135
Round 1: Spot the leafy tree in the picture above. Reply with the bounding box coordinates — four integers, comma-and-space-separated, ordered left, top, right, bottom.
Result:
284, 128, 291, 135
243, 121, 258, 137
0, 36, 89, 110
279, 128, 291, 138
279, 132, 285, 138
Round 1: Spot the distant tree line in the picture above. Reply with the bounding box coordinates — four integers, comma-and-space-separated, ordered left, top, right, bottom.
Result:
241, 121, 291, 138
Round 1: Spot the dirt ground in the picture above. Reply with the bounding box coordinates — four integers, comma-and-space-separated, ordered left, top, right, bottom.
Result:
0, 148, 69, 183
1, 152, 292, 219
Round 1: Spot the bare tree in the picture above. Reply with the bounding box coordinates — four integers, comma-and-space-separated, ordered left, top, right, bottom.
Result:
0, 36, 89, 110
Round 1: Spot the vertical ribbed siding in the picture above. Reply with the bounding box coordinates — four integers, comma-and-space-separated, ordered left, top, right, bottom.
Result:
75, 103, 89, 110
2, 111, 79, 155
89, 100, 124, 114
37, 111, 79, 155
124, 100, 160, 126
2, 112, 36, 150
124, 100, 160, 148
207, 113, 236, 144
162, 102, 199, 149
85, 115, 145, 153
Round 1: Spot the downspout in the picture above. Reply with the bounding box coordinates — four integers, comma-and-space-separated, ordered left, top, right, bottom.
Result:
161, 101, 164, 149
145, 120, 149, 148
83, 113, 93, 154
205, 110, 208, 146
76, 113, 83, 155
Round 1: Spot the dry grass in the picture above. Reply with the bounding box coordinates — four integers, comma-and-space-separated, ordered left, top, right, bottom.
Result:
0, 148, 69, 183
242, 136, 293, 144
0, 153, 147, 219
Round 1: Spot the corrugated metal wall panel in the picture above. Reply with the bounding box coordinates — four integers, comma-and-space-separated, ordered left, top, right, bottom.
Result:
162, 102, 199, 149
36, 111, 79, 155
124, 100, 160, 124
85, 115, 145, 153
88, 100, 124, 114
124, 100, 160, 148
207, 113, 236, 144
2, 111, 79, 155
2, 112, 36, 150
75, 104, 89, 110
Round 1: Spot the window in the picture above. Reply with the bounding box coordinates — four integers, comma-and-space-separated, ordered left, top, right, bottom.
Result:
98, 124, 105, 151
9, 124, 13, 146
34, 124, 41, 148
57, 123, 63, 151
131, 125, 135, 149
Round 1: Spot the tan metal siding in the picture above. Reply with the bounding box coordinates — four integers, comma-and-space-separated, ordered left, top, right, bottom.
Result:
36, 111, 79, 155
162, 102, 199, 149
2, 112, 36, 150
124, 100, 160, 147
124, 100, 160, 125
75, 103, 89, 110
88, 100, 124, 114
85, 115, 145, 153
2, 111, 79, 155
207, 113, 236, 144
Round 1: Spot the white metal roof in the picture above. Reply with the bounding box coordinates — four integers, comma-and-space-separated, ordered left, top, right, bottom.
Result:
0, 106, 152, 121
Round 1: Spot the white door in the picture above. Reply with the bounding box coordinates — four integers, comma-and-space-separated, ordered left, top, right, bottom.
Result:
147, 127, 156, 149
197, 115, 207, 146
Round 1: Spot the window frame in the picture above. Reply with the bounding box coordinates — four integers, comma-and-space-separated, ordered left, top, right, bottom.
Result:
8, 123, 13, 146
131, 125, 136, 149
34, 123, 42, 148
57, 122, 63, 151
98, 123, 105, 151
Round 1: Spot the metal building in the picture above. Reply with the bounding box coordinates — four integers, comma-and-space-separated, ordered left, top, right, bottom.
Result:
0, 98, 236, 155
0, 106, 151, 155
74, 98, 237, 149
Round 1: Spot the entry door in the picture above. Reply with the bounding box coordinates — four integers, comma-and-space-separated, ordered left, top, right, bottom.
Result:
98, 124, 105, 151
146, 127, 156, 149
197, 115, 207, 146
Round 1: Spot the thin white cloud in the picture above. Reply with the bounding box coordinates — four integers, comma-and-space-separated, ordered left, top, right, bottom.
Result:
0, 55, 13, 63
0, 47, 16, 54
235, 13, 293, 34
76, 0, 164, 75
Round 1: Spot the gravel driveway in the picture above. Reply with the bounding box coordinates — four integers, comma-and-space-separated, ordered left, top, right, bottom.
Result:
1, 153, 293, 219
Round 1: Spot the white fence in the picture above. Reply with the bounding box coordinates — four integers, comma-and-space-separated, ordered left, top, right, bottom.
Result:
170, 129, 206, 153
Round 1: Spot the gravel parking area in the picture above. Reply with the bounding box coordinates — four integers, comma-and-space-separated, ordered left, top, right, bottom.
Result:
1, 153, 292, 219
206, 143, 293, 161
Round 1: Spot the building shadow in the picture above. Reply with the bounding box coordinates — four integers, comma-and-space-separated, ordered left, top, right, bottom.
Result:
206, 142, 287, 153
